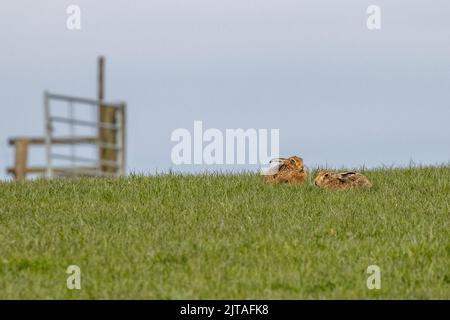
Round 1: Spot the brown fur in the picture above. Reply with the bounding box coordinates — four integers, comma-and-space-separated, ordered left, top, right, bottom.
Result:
314, 171, 372, 190
264, 156, 308, 185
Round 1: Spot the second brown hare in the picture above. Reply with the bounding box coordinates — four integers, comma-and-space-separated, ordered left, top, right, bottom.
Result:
264, 156, 307, 185
314, 171, 372, 190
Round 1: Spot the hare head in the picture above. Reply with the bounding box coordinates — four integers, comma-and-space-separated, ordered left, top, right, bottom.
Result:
314, 171, 332, 187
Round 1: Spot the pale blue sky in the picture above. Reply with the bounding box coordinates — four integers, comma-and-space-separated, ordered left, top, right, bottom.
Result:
1, 0, 450, 178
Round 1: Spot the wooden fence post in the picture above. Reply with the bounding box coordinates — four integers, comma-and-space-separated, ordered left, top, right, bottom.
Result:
15, 140, 29, 181
97, 56, 117, 174
99, 104, 117, 173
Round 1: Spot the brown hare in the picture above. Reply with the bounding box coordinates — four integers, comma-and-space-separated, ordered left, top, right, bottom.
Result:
314, 171, 372, 190
264, 156, 308, 185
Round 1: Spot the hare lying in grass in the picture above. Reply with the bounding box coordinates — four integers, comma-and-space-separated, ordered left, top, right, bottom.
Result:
264, 156, 308, 185
314, 171, 372, 190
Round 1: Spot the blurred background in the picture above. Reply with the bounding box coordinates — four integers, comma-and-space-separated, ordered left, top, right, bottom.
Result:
1, 0, 450, 179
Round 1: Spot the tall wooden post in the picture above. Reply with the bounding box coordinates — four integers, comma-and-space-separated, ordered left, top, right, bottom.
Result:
97, 56, 118, 174
98, 56, 104, 102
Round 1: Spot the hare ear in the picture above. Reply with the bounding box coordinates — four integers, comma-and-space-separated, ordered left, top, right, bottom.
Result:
270, 158, 286, 164
263, 162, 282, 175
337, 172, 356, 182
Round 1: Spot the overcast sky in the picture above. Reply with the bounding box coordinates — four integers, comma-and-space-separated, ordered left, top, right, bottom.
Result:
1, 0, 449, 179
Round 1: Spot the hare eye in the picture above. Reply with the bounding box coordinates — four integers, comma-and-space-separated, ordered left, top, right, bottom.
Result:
290, 159, 296, 164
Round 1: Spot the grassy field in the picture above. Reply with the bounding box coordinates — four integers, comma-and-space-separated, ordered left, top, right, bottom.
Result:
0, 166, 449, 299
